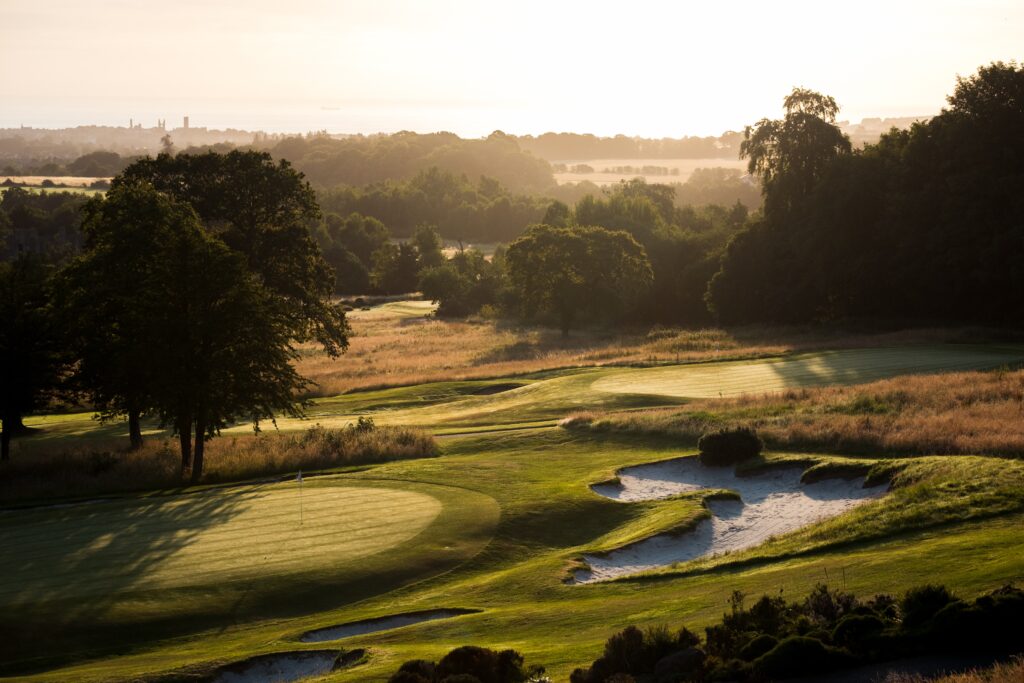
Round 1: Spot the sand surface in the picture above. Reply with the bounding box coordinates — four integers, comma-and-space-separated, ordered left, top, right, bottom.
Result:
577, 457, 886, 583
214, 651, 340, 683
300, 609, 479, 642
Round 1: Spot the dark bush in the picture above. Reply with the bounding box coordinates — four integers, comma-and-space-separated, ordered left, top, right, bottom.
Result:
901, 585, 955, 629
675, 627, 701, 650
804, 583, 857, 626
704, 657, 752, 682
753, 636, 852, 679
697, 427, 762, 466
391, 646, 539, 683
602, 626, 646, 673
739, 634, 778, 661
930, 585, 1024, 652
746, 595, 789, 634
397, 660, 436, 679
832, 614, 886, 651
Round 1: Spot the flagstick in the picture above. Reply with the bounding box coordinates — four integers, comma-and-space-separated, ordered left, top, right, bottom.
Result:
298, 470, 304, 526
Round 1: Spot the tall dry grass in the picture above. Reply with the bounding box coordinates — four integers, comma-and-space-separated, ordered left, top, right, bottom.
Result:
299, 305, 994, 396
0, 424, 436, 503
567, 368, 1024, 457
885, 657, 1024, 683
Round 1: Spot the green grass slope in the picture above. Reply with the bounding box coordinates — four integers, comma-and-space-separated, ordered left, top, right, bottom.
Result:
8, 429, 1024, 682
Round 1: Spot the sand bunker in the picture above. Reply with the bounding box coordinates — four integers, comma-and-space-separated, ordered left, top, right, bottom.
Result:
576, 457, 886, 583
299, 608, 481, 643
213, 649, 364, 683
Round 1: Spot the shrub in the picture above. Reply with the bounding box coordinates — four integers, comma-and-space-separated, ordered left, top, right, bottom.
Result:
602, 626, 646, 674
431, 646, 539, 683
901, 585, 955, 629
738, 634, 778, 661
832, 614, 886, 651
675, 627, 701, 649
804, 583, 858, 626
697, 427, 762, 466
753, 636, 852, 679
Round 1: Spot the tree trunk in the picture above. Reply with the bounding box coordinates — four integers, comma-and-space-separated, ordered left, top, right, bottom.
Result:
1, 419, 9, 462
7, 413, 26, 434
190, 415, 205, 484
128, 408, 143, 450
178, 416, 192, 474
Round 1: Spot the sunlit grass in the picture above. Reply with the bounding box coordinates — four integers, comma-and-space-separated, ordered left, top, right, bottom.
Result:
573, 364, 1024, 457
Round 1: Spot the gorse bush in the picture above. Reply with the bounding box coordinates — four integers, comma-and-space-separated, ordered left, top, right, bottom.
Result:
697, 427, 763, 466
387, 645, 546, 683
566, 583, 1024, 682
900, 584, 955, 629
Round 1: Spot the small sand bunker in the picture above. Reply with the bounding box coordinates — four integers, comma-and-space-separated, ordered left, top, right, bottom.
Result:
299, 608, 481, 643
214, 649, 364, 683
576, 457, 886, 583
471, 383, 525, 395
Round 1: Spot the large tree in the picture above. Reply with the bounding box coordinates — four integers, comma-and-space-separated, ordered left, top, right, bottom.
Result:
63, 183, 308, 478
741, 87, 852, 219
113, 150, 350, 356
0, 255, 66, 461
506, 224, 652, 336
60, 183, 193, 448
145, 213, 308, 482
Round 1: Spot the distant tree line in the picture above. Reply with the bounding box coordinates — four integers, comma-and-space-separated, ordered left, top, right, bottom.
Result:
513, 131, 745, 161
1, 150, 134, 178
0, 188, 87, 259
262, 130, 555, 193
318, 167, 550, 243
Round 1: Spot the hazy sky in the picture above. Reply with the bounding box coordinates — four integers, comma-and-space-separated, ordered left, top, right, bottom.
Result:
2, 0, 1021, 136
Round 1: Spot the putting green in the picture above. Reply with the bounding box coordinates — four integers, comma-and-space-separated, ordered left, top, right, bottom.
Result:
592, 345, 1024, 399
0, 484, 441, 608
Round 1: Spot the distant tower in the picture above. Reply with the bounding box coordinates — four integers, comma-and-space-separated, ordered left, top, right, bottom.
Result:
183, 115, 190, 129
130, 117, 134, 129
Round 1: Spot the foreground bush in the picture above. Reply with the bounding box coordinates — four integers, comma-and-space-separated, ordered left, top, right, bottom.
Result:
569, 583, 1024, 682
697, 427, 763, 466
388, 646, 546, 683
0, 422, 437, 502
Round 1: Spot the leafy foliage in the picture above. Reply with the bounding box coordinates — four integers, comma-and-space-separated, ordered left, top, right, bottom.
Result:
388, 645, 545, 683
506, 224, 652, 336
0, 254, 67, 460
710, 62, 1024, 325
697, 427, 763, 466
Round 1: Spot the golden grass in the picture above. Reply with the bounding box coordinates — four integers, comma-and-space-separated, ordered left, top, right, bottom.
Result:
298, 302, 994, 397
568, 367, 1024, 457
885, 657, 1024, 683
0, 424, 436, 503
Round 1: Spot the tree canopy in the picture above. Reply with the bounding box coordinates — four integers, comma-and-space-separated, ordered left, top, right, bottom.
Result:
113, 150, 350, 356
506, 224, 652, 336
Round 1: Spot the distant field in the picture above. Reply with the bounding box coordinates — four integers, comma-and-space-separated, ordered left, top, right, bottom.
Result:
1, 175, 110, 187
1, 176, 107, 196
552, 157, 749, 186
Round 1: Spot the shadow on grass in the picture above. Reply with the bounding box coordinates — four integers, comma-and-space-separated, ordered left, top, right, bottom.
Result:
0, 485, 260, 675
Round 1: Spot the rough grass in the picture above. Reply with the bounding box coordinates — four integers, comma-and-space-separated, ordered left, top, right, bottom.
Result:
0, 424, 437, 503
297, 300, 998, 396
886, 657, 1024, 683
568, 367, 1024, 457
